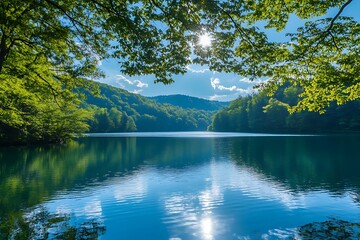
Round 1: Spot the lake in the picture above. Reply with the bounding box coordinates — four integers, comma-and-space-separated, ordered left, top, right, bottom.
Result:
1, 132, 360, 239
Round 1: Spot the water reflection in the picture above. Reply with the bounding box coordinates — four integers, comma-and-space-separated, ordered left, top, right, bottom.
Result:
227, 136, 360, 193
0, 206, 106, 239
1, 134, 360, 239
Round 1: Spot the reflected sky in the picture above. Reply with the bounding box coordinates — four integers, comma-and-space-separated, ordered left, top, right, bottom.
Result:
2, 135, 360, 239
39, 156, 360, 239
87, 131, 314, 138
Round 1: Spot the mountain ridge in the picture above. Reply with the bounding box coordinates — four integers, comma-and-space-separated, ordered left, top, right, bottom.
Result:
82, 82, 216, 132
148, 94, 230, 111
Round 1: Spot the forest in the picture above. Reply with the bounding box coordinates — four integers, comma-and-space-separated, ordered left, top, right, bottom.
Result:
1, 0, 359, 145
210, 84, 360, 133
86, 81, 360, 134
83, 82, 215, 133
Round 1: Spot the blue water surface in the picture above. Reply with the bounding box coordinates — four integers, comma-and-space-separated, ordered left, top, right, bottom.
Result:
1, 132, 360, 239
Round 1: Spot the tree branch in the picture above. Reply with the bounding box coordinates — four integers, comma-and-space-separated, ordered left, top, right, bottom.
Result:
34, 72, 61, 107
0, 33, 8, 72
315, 0, 352, 48
325, 0, 352, 34
215, 4, 260, 52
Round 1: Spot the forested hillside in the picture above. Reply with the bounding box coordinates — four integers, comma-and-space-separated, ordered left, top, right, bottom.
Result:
149, 95, 229, 111
210, 84, 360, 133
1, 0, 359, 145
83, 82, 215, 132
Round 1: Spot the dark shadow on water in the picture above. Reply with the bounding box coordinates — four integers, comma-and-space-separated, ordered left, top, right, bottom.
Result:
226, 135, 360, 194
0, 206, 105, 239
296, 218, 360, 239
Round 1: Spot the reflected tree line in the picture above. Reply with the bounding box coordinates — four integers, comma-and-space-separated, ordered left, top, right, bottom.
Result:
0, 207, 105, 240
227, 136, 360, 194
1, 136, 360, 238
0, 137, 214, 239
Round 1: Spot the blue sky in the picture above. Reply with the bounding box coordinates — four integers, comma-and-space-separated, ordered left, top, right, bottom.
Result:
97, 2, 359, 102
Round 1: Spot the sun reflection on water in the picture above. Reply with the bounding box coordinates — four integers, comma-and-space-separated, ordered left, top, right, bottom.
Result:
201, 217, 214, 240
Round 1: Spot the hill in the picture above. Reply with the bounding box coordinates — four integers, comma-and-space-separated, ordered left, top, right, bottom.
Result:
209, 83, 360, 133
149, 94, 229, 111
83, 82, 215, 132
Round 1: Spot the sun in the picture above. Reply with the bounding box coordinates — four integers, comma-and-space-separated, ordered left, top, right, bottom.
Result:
198, 33, 212, 48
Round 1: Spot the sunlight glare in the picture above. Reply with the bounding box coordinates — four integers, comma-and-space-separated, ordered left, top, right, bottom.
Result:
201, 217, 213, 240
198, 33, 212, 48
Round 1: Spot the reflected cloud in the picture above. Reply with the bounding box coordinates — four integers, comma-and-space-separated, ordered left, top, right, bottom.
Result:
164, 193, 218, 240
11, 136, 359, 239
199, 185, 223, 211
163, 163, 225, 240
164, 194, 198, 223
162, 159, 308, 239
83, 199, 103, 218
212, 161, 306, 209
114, 175, 147, 203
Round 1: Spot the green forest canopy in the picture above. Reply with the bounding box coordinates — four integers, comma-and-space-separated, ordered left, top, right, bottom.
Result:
83, 82, 215, 133
210, 84, 360, 133
1, 0, 359, 143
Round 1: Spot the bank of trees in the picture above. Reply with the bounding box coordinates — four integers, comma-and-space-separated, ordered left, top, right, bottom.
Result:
84, 82, 214, 132
1, 0, 359, 144
210, 84, 360, 133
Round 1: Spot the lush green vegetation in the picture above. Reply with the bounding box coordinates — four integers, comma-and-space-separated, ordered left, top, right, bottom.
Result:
149, 95, 229, 111
83, 82, 215, 132
210, 84, 360, 133
1, 0, 359, 144
0, 56, 94, 145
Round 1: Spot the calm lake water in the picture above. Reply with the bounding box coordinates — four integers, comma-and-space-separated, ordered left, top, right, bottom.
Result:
1, 132, 360, 239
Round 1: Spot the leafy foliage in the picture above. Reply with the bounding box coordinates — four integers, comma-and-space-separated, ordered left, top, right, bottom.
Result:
1, 0, 359, 144
210, 84, 360, 133
83, 82, 215, 132
0, 47, 93, 145
1, 1, 359, 104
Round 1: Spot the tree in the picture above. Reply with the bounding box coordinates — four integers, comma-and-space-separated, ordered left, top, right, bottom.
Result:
0, 45, 92, 144
1, 0, 359, 143
210, 84, 360, 133
193, 0, 360, 112
2, 1, 359, 104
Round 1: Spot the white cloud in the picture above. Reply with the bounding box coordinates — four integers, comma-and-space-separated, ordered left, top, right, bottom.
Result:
239, 77, 266, 84
218, 85, 238, 91
116, 75, 135, 85
114, 74, 149, 92
209, 94, 228, 101
186, 65, 210, 73
210, 77, 220, 89
238, 88, 257, 95
75, 41, 102, 66
134, 80, 148, 88
132, 89, 143, 94
239, 77, 252, 83
210, 77, 256, 95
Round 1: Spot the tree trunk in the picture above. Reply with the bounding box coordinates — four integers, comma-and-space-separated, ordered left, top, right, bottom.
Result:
0, 34, 8, 73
